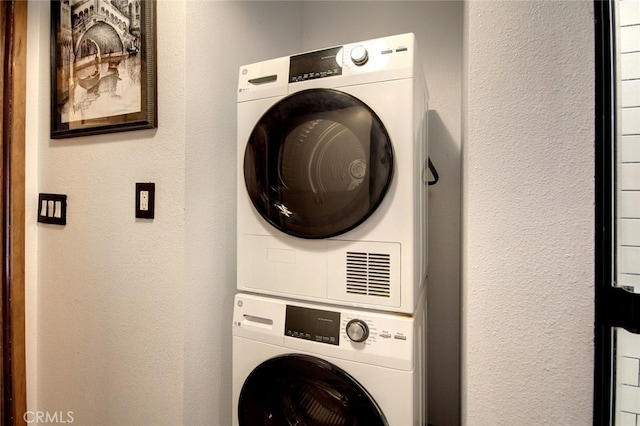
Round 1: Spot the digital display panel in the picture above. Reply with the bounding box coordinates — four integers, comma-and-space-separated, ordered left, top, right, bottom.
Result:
285, 305, 340, 345
289, 46, 343, 83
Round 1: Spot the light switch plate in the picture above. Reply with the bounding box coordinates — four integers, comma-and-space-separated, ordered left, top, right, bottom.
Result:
38, 193, 67, 225
136, 183, 155, 219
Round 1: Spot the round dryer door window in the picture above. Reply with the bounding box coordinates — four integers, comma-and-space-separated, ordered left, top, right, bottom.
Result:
244, 88, 394, 239
238, 354, 388, 425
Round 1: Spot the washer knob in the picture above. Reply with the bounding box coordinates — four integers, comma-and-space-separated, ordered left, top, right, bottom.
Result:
346, 319, 369, 343
350, 46, 369, 66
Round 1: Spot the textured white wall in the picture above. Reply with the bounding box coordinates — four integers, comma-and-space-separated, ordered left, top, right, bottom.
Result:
184, 2, 303, 425
27, 1, 186, 424
25, 0, 49, 416
462, 1, 595, 424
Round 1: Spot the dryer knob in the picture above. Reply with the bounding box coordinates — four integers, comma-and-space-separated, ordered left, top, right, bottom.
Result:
350, 46, 369, 66
346, 319, 369, 343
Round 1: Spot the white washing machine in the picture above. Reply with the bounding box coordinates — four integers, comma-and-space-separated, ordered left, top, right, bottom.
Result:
232, 291, 427, 425
237, 33, 429, 313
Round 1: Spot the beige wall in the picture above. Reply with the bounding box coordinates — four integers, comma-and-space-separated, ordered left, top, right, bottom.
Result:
27, 1, 186, 424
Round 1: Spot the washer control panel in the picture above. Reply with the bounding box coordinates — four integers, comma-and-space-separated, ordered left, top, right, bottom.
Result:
235, 293, 419, 370
340, 314, 411, 347
284, 304, 412, 349
285, 305, 340, 345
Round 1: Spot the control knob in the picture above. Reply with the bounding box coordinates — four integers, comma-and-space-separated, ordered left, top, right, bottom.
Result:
346, 319, 369, 343
350, 46, 369, 66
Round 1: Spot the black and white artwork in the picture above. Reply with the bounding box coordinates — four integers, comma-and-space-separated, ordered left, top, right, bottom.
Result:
51, 0, 157, 138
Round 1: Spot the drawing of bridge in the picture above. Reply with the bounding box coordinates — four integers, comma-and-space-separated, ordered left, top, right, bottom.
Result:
67, 0, 141, 88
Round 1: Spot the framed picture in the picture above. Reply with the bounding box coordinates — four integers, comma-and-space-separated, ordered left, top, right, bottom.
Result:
50, 0, 157, 139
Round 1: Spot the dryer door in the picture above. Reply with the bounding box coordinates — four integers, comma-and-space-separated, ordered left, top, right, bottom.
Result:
243, 88, 393, 239
238, 354, 388, 425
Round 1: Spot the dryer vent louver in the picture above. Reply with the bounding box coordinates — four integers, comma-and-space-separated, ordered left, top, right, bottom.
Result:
345, 252, 391, 297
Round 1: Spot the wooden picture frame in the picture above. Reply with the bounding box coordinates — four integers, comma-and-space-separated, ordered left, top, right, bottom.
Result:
50, 0, 157, 139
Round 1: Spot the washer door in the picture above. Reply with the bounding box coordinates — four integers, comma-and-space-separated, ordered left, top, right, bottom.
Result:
244, 88, 393, 239
238, 354, 388, 426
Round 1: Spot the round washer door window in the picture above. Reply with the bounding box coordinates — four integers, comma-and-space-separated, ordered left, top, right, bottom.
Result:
244, 88, 393, 239
238, 354, 388, 426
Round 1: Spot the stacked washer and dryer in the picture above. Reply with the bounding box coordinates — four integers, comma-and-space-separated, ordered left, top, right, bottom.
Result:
233, 33, 429, 425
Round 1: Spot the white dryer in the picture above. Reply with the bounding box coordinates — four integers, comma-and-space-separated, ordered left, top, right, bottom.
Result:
232, 291, 427, 425
237, 33, 429, 313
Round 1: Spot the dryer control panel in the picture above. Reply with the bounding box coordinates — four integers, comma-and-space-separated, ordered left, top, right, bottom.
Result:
289, 46, 343, 83
237, 33, 418, 103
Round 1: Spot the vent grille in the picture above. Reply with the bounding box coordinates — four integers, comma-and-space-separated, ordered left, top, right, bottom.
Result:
346, 252, 391, 297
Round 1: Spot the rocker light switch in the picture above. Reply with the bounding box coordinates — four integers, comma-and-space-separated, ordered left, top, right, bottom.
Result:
37, 193, 67, 225
136, 183, 155, 219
